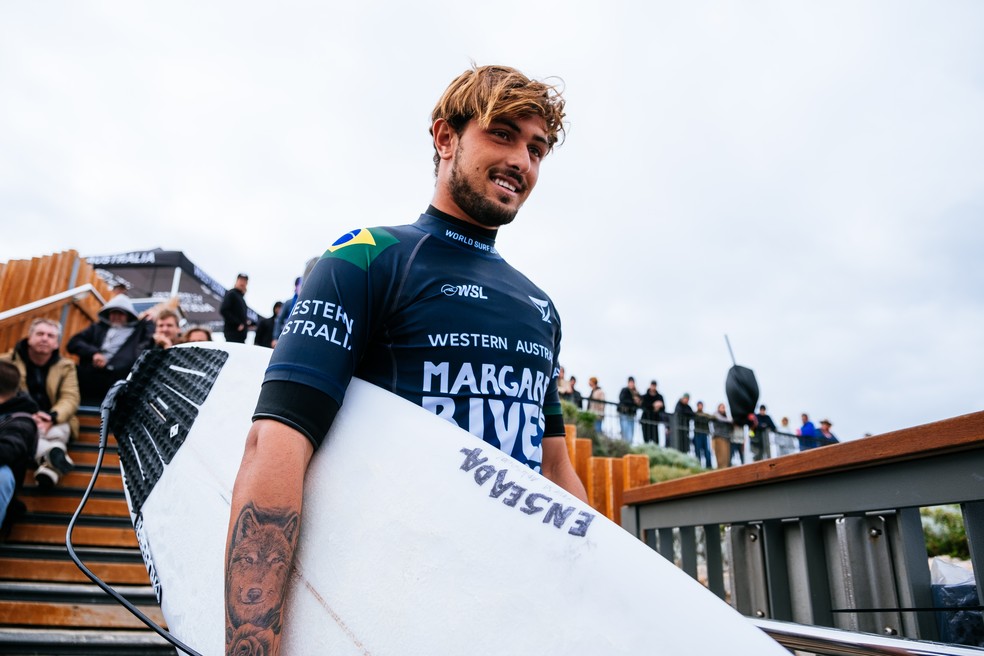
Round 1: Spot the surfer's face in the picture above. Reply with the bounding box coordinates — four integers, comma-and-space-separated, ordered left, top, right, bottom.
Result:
439, 116, 547, 229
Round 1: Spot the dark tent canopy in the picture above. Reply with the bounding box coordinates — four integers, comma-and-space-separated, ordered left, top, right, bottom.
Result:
88, 249, 259, 334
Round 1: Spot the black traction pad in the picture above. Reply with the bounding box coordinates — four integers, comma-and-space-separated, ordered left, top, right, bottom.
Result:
109, 347, 229, 514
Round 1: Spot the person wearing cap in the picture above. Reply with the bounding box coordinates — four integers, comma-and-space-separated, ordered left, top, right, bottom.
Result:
221, 274, 252, 343
67, 294, 153, 406
818, 419, 838, 446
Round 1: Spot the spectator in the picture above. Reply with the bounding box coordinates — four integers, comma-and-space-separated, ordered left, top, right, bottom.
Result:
587, 377, 605, 435
68, 295, 153, 406
639, 380, 665, 445
181, 326, 213, 343
710, 403, 732, 468
254, 302, 282, 349
751, 404, 777, 461
1, 319, 80, 489
730, 420, 746, 465
568, 376, 583, 408
274, 276, 303, 339
0, 361, 39, 530
220, 274, 252, 343
673, 393, 695, 453
557, 366, 573, 404
617, 377, 641, 445
798, 413, 820, 450
818, 419, 839, 446
152, 309, 182, 350
692, 401, 713, 468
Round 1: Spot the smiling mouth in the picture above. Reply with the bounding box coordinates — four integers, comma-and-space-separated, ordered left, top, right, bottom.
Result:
491, 173, 522, 196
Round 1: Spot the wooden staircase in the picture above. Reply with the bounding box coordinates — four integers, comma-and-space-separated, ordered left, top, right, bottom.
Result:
0, 409, 178, 655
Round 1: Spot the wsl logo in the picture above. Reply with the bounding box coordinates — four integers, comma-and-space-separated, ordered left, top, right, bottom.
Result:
528, 296, 551, 323
441, 283, 488, 300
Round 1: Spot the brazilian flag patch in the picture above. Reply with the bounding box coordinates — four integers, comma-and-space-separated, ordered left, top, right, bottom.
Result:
322, 228, 399, 271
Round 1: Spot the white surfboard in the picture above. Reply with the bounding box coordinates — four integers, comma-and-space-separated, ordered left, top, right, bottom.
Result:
109, 343, 785, 655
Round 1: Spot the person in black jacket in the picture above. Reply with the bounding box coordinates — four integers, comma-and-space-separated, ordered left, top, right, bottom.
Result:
254, 301, 282, 349
67, 295, 153, 405
221, 274, 253, 343
0, 361, 39, 530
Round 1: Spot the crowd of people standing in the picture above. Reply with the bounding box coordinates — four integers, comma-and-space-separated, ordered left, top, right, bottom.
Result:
556, 370, 840, 469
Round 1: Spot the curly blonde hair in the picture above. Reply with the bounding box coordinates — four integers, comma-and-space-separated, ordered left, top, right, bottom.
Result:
430, 65, 566, 175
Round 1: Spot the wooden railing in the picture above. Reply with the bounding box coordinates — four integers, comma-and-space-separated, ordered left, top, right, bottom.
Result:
0, 250, 111, 356
563, 424, 651, 525
621, 410, 984, 648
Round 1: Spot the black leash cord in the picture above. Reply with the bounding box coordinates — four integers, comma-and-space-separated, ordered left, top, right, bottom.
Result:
65, 381, 205, 656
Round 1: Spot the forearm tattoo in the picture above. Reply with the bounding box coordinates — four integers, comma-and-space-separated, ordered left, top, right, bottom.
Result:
226, 503, 300, 655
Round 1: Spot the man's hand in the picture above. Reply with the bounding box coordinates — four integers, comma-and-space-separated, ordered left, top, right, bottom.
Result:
153, 331, 173, 349
92, 353, 108, 368
33, 411, 52, 436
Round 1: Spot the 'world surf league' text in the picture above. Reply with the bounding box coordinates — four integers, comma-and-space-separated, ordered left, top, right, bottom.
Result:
459, 447, 596, 538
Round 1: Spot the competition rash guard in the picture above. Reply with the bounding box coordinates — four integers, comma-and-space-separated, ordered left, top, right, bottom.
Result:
254, 208, 565, 472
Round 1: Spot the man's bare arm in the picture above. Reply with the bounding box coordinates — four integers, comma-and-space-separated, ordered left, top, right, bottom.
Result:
225, 419, 314, 656
540, 436, 588, 503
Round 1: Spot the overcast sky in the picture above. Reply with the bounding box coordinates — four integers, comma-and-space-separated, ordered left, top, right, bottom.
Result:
2, 2, 982, 442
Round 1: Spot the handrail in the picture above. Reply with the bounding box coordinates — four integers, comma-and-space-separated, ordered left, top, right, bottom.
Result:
753, 618, 984, 655
0, 284, 106, 324
623, 410, 984, 507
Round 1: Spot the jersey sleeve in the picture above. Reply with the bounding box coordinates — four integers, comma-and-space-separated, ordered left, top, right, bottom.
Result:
256, 227, 401, 446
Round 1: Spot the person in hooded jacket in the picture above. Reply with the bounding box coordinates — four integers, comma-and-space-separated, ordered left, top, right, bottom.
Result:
68, 295, 153, 405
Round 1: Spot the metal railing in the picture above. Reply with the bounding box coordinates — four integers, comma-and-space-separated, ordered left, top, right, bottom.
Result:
0, 284, 106, 324
754, 618, 984, 655
621, 411, 984, 653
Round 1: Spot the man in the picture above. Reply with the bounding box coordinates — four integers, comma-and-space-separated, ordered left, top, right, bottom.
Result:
692, 401, 713, 468
220, 274, 252, 343
254, 302, 282, 349
587, 377, 606, 435
617, 377, 641, 445
640, 380, 664, 445
751, 404, 777, 461
225, 65, 582, 655
67, 295, 153, 405
0, 361, 38, 530
151, 309, 182, 350
798, 413, 820, 450
673, 393, 695, 453
818, 419, 839, 446
1, 319, 80, 488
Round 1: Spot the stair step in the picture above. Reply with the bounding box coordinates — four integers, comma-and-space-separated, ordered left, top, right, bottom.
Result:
7, 521, 138, 548
0, 628, 177, 655
0, 544, 148, 585
20, 492, 130, 518
25, 470, 124, 492
0, 582, 164, 630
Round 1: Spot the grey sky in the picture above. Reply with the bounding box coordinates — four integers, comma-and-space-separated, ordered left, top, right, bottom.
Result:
2, 2, 982, 442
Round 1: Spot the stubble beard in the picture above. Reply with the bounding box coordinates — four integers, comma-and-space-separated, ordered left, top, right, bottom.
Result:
447, 153, 519, 229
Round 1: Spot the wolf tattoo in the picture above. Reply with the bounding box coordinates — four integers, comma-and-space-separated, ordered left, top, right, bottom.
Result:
226, 503, 299, 634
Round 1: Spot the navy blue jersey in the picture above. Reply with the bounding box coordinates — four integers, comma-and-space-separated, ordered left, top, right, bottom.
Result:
261, 210, 563, 471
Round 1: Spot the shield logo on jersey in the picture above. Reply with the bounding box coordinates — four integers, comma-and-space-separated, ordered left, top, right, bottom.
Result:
528, 296, 551, 323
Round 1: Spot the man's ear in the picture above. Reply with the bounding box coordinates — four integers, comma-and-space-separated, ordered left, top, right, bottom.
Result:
432, 118, 458, 162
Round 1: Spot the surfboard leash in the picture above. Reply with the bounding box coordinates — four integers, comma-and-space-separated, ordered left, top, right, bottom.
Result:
65, 379, 205, 656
